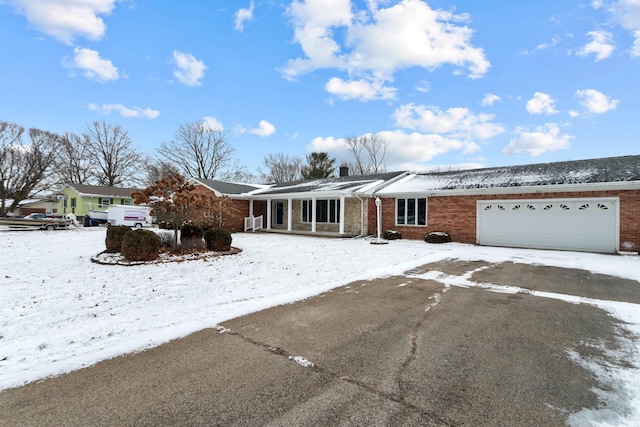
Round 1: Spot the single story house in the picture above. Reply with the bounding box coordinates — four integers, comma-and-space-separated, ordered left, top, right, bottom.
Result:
242, 171, 408, 236
192, 171, 408, 236
1, 197, 60, 217
372, 155, 640, 254
190, 178, 268, 232
57, 184, 141, 218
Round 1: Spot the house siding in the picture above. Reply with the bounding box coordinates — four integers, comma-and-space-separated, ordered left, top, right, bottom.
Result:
191, 185, 247, 232
372, 189, 640, 252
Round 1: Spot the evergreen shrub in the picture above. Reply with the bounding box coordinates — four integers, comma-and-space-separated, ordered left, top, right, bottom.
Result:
180, 223, 204, 250
204, 228, 232, 251
105, 225, 132, 253
424, 231, 451, 244
121, 229, 161, 261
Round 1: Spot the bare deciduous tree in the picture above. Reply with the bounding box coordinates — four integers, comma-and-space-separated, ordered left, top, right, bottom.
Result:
0, 121, 61, 215
259, 152, 303, 183
144, 159, 181, 186
83, 120, 143, 187
157, 121, 239, 180
344, 133, 387, 175
51, 132, 94, 185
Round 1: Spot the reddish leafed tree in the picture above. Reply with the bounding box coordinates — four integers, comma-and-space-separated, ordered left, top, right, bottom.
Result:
132, 174, 237, 246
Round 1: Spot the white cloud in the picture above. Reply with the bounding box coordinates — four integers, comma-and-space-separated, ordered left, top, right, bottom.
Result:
284, 0, 490, 101
609, 0, 640, 56
68, 47, 119, 82
249, 120, 276, 137
415, 80, 430, 93
577, 30, 615, 60
526, 92, 558, 115
520, 35, 560, 55
503, 123, 573, 156
325, 77, 396, 101
8, 0, 118, 44
575, 88, 619, 114
633, 30, 640, 56
393, 103, 505, 140
172, 51, 207, 87
88, 103, 159, 119
307, 129, 480, 171
203, 116, 224, 131
234, 1, 255, 31
481, 93, 501, 106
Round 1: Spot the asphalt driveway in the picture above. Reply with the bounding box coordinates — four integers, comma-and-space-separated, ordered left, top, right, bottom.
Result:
1, 259, 638, 426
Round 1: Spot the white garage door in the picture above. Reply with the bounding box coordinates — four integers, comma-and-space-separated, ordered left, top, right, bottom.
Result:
477, 198, 618, 253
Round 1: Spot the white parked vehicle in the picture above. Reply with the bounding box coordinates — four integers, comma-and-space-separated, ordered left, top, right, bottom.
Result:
106, 205, 153, 228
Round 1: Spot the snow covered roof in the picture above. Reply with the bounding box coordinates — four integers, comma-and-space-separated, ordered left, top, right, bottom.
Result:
377, 155, 640, 195
250, 171, 407, 197
191, 178, 266, 196
66, 184, 140, 198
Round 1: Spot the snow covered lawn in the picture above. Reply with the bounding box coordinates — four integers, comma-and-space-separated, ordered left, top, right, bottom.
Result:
1, 227, 640, 425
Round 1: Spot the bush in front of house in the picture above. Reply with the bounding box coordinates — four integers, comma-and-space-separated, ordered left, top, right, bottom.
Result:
180, 223, 204, 250
384, 230, 402, 240
204, 228, 232, 251
121, 229, 161, 261
424, 231, 451, 244
105, 225, 132, 253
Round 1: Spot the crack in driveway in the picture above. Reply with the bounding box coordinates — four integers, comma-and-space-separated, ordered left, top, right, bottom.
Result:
217, 324, 456, 426
395, 284, 450, 404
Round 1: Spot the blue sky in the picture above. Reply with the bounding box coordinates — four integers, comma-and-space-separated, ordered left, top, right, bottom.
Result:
1, 0, 638, 176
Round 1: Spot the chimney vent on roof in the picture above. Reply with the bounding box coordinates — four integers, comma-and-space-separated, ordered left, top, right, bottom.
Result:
339, 166, 349, 177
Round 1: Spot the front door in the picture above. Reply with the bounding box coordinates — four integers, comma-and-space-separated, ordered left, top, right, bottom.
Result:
273, 201, 284, 227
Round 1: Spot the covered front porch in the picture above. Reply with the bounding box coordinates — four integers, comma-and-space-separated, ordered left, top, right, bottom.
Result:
244, 196, 368, 237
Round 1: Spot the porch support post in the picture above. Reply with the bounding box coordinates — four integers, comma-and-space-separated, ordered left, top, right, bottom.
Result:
311, 197, 317, 233
339, 195, 345, 234
266, 199, 272, 230
249, 199, 254, 218
287, 198, 293, 231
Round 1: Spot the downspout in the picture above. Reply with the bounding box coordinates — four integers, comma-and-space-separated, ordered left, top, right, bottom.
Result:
355, 194, 365, 237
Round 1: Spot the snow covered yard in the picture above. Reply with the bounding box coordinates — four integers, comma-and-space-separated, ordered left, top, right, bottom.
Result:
1, 226, 640, 425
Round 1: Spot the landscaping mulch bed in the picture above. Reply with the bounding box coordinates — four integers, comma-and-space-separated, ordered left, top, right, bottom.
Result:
91, 247, 243, 266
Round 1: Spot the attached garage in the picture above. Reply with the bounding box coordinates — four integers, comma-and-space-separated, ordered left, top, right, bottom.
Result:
477, 198, 619, 253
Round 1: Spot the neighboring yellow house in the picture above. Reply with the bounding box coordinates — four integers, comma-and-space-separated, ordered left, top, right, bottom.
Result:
57, 184, 141, 218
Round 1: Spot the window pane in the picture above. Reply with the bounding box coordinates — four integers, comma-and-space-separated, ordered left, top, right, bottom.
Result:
316, 200, 328, 222
418, 198, 426, 225
302, 200, 308, 222
396, 199, 405, 225
407, 198, 416, 225
329, 200, 336, 223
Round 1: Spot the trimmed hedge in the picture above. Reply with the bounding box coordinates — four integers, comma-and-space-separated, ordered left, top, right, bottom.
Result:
121, 229, 161, 261
384, 230, 402, 240
424, 231, 451, 244
180, 223, 204, 250
105, 225, 132, 253
204, 228, 232, 251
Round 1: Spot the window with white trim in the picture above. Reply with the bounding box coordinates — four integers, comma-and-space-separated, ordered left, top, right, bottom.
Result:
100, 198, 111, 208
301, 199, 341, 223
122, 199, 132, 205
396, 198, 427, 226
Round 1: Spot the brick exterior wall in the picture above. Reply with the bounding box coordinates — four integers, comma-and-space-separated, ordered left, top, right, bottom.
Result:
191, 185, 247, 232
369, 190, 640, 252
